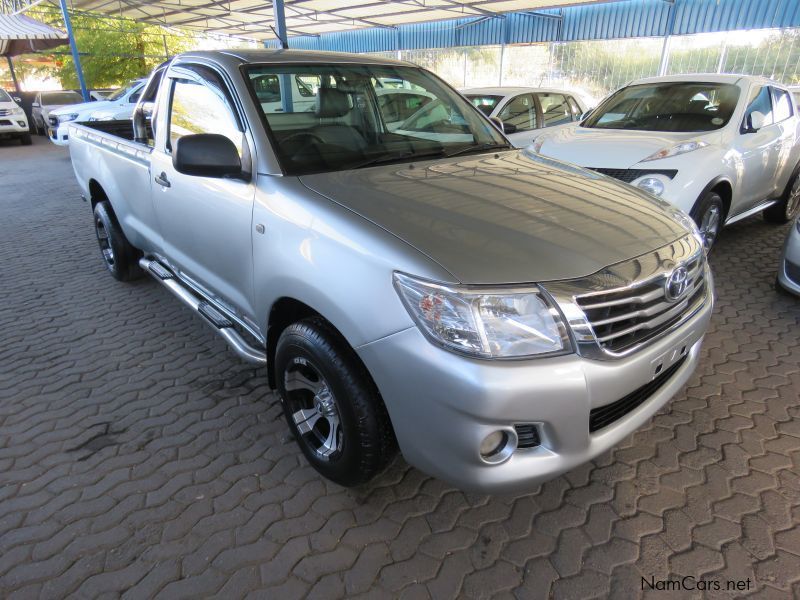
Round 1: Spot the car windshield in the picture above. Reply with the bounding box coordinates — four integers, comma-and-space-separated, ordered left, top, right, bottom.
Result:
42, 91, 83, 105
106, 82, 138, 101
0, 89, 11, 102
583, 82, 740, 132
465, 94, 504, 116
244, 63, 509, 175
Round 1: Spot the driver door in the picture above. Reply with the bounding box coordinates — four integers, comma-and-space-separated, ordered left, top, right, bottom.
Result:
150, 64, 258, 321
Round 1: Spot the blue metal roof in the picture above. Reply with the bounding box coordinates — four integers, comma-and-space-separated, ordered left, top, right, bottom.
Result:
265, 0, 800, 52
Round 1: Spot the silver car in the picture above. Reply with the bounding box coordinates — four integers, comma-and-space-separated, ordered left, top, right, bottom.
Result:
777, 216, 800, 295
68, 50, 713, 492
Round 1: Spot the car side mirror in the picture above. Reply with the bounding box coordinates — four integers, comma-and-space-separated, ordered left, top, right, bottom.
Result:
744, 110, 766, 133
31, 102, 39, 108
580, 109, 593, 121
173, 133, 242, 178
489, 116, 504, 133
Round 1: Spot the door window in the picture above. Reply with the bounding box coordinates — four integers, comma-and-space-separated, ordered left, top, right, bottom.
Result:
498, 94, 537, 133
742, 85, 774, 131
566, 96, 582, 120
538, 93, 573, 127
168, 75, 243, 156
772, 87, 793, 123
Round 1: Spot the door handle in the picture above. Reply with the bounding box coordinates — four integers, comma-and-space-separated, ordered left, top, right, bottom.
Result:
155, 172, 171, 188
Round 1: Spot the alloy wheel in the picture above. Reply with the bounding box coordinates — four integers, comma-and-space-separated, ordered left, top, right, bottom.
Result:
95, 217, 115, 267
786, 177, 800, 220
284, 359, 342, 461
699, 205, 721, 253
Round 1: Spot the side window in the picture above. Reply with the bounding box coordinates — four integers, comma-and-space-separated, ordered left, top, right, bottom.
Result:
566, 96, 582, 120
538, 93, 572, 127
168, 76, 243, 156
742, 85, 774, 131
251, 74, 281, 104
129, 90, 141, 104
772, 87, 792, 123
498, 94, 537, 133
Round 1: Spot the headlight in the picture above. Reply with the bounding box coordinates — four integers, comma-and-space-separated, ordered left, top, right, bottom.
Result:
57, 113, 79, 123
10, 106, 23, 115
671, 209, 704, 247
635, 176, 665, 196
393, 272, 571, 359
641, 140, 709, 162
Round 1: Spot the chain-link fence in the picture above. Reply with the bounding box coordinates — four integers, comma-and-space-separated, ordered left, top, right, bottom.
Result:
371, 27, 800, 103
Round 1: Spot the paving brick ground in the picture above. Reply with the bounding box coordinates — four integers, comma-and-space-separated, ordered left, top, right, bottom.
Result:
1, 136, 799, 599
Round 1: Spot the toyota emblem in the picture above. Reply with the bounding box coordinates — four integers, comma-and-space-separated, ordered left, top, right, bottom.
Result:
665, 266, 689, 302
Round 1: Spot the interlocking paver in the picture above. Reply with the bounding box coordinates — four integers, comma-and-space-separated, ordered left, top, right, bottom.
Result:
1, 138, 799, 598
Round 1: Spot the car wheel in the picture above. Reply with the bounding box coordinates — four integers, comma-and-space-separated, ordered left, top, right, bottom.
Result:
35, 119, 45, 136
276, 318, 395, 487
764, 171, 800, 224
690, 191, 724, 253
19, 133, 32, 146
93, 201, 143, 281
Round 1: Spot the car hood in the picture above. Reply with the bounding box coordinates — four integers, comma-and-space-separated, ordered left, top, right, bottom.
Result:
537, 125, 715, 169
298, 150, 690, 284
51, 99, 115, 117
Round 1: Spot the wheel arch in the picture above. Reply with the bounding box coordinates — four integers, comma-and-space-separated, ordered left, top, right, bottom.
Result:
694, 177, 733, 223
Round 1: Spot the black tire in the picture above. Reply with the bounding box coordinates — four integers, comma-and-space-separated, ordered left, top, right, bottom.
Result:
35, 119, 44, 136
19, 132, 32, 146
690, 191, 724, 253
764, 169, 800, 224
93, 201, 143, 281
276, 318, 395, 487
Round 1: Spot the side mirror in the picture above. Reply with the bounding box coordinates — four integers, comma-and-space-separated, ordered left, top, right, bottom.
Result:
173, 133, 241, 178
580, 109, 593, 121
31, 102, 39, 108
489, 116, 504, 133
743, 110, 766, 133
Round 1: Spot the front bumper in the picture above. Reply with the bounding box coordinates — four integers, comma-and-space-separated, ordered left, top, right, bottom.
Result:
0, 115, 29, 136
48, 122, 71, 146
777, 222, 800, 296
358, 278, 713, 493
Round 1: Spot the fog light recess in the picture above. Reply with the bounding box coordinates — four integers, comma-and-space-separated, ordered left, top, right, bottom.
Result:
479, 429, 517, 465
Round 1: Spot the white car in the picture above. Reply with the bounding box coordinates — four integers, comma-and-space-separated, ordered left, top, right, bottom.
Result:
0, 88, 31, 145
461, 87, 589, 147
531, 74, 800, 251
48, 79, 146, 146
31, 90, 84, 136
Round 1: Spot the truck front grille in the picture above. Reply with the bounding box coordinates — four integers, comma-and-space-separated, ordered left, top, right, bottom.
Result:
0, 109, 12, 116
590, 168, 678, 183
575, 253, 706, 353
589, 356, 686, 432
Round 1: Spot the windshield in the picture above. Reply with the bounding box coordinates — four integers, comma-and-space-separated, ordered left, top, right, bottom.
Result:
244, 64, 508, 175
107, 81, 138, 101
0, 89, 11, 102
583, 82, 740, 132
42, 91, 83, 105
465, 95, 503, 116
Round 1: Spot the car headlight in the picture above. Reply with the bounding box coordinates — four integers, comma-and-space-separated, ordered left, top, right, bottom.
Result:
641, 140, 709, 162
10, 106, 23, 115
57, 113, 79, 123
393, 272, 571, 359
670, 209, 704, 248
635, 176, 665, 196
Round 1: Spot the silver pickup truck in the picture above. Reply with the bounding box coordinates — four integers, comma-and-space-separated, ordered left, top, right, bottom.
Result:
68, 50, 713, 493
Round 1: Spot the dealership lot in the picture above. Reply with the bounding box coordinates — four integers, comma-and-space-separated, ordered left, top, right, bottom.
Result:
0, 137, 798, 598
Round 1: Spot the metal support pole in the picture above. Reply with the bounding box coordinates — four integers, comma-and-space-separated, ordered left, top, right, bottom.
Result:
498, 19, 506, 86
658, 0, 676, 76
272, 0, 292, 113
58, 0, 89, 101
6, 56, 20, 93
162, 34, 169, 59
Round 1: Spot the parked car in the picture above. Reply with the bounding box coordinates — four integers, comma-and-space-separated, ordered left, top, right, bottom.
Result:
0, 88, 31, 145
67, 50, 713, 493
777, 215, 800, 296
30, 90, 83, 135
462, 87, 589, 147
375, 87, 434, 130
90, 89, 115, 101
48, 79, 147, 146
789, 85, 800, 108
530, 74, 800, 251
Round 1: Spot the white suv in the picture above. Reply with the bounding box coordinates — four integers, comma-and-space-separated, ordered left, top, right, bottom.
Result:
531, 74, 800, 251
0, 88, 31, 146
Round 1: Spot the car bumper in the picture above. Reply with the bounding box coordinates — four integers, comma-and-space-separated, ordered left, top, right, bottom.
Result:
357, 278, 714, 493
48, 123, 70, 146
777, 222, 800, 295
0, 118, 29, 136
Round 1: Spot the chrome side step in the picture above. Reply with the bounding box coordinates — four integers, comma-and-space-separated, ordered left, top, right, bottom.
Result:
140, 257, 267, 365
725, 198, 778, 225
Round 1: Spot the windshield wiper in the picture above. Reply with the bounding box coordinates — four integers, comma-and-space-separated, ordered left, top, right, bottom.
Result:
351, 149, 446, 170
444, 142, 510, 158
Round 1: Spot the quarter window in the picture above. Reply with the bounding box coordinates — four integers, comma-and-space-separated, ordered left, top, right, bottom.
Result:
168, 77, 243, 155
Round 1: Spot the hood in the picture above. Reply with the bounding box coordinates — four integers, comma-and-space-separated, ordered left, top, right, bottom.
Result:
51, 99, 115, 117
299, 150, 690, 284
538, 125, 714, 169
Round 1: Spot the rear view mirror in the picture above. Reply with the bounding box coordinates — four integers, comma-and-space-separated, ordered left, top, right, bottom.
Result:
489, 116, 504, 133
173, 133, 241, 178
31, 102, 39, 108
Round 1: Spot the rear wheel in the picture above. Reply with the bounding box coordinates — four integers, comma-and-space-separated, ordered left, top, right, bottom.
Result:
764, 171, 800, 224
690, 191, 724, 253
276, 318, 395, 487
93, 201, 143, 281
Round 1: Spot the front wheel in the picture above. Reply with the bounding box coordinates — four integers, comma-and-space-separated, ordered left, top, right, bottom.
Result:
764, 171, 800, 224
19, 132, 32, 146
276, 318, 395, 487
690, 191, 724, 253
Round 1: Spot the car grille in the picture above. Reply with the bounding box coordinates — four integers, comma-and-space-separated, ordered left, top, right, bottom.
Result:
589, 356, 686, 433
0, 109, 12, 117
575, 252, 705, 353
514, 424, 541, 449
590, 168, 678, 183
0, 119, 11, 126
48, 116, 58, 126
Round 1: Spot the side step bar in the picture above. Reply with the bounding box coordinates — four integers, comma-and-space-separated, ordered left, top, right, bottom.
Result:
140, 258, 267, 365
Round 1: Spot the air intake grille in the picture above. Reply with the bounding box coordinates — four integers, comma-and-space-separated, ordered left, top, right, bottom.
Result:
589, 356, 686, 433
0, 108, 12, 116
785, 260, 800, 286
590, 168, 678, 183
514, 424, 541, 449
575, 254, 706, 353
